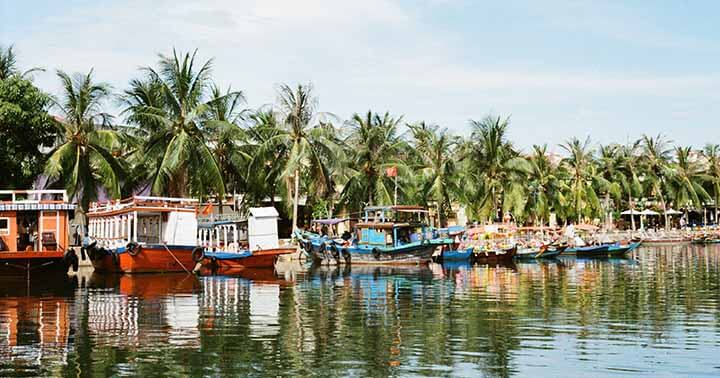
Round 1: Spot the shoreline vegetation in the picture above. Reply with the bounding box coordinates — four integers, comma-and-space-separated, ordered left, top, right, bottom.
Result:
2, 45, 720, 230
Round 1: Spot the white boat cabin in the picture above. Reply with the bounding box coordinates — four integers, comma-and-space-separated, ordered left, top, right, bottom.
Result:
87, 196, 199, 249
197, 207, 280, 253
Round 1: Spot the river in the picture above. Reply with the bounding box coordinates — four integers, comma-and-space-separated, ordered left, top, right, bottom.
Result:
1, 245, 719, 377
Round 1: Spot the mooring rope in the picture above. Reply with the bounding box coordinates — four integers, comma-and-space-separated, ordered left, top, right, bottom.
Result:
161, 243, 191, 274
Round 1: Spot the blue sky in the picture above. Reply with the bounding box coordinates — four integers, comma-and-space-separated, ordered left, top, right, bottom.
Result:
2, 0, 719, 152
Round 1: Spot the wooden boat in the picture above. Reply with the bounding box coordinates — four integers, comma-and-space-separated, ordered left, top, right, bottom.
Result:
565, 244, 610, 256
0, 190, 79, 275
606, 241, 642, 256
690, 235, 720, 244
471, 245, 517, 263
300, 206, 452, 265
195, 207, 295, 274
514, 244, 566, 260
84, 196, 200, 273
440, 248, 473, 262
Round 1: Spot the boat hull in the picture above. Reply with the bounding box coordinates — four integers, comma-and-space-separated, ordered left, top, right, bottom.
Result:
343, 244, 437, 265
0, 251, 75, 275
200, 247, 296, 272
471, 246, 517, 263
87, 244, 197, 273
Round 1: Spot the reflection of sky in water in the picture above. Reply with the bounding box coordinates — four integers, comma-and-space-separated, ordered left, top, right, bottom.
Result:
0, 245, 719, 376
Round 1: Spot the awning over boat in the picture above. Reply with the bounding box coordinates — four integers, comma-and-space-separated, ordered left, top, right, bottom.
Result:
0, 203, 76, 211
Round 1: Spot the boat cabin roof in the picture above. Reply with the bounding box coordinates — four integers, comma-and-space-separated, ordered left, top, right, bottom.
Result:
0, 190, 75, 212
88, 195, 198, 217
363, 205, 427, 213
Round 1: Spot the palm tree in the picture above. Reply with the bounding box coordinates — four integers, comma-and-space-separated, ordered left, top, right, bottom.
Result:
524, 145, 564, 226
251, 84, 335, 231
596, 144, 624, 227
666, 146, 709, 214
0, 44, 43, 80
203, 85, 249, 196
617, 141, 644, 230
641, 134, 673, 228
123, 49, 230, 198
560, 137, 607, 223
44, 70, 124, 211
409, 123, 458, 227
340, 111, 407, 212
460, 115, 528, 221
703, 144, 720, 223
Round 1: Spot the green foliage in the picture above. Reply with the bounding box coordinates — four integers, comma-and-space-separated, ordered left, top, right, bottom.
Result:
0, 75, 57, 188
8, 43, 720, 228
44, 69, 125, 210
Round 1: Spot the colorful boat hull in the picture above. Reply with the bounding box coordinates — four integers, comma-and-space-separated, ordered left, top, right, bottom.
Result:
198, 247, 296, 274
471, 245, 517, 263
0, 250, 78, 275
87, 244, 196, 273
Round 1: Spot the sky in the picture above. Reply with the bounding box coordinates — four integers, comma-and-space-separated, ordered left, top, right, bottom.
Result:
2, 0, 719, 153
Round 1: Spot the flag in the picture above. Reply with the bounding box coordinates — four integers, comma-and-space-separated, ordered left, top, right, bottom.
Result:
200, 203, 213, 216
385, 166, 397, 177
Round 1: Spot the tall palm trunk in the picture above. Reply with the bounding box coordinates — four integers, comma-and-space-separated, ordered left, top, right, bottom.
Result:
628, 193, 636, 231
292, 169, 300, 231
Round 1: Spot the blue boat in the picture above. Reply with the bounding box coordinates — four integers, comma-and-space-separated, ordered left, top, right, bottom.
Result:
606, 241, 642, 256
440, 248, 473, 261
564, 244, 610, 257
297, 206, 453, 265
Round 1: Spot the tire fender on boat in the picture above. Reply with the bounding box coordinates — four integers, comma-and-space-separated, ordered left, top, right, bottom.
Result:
303, 240, 313, 253
343, 249, 351, 264
127, 242, 140, 256
192, 247, 205, 263
372, 248, 381, 260
330, 244, 340, 260
63, 249, 79, 272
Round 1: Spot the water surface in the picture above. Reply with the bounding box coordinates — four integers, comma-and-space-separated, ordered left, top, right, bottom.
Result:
1, 245, 719, 377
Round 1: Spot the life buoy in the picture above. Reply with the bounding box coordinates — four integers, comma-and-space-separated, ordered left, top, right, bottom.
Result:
330, 244, 340, 260
372, 248, 381, 260
127, 242, 140, 256
192, 247, 205, 263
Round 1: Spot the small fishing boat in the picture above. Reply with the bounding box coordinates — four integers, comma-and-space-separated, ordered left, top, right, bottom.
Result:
440, 248, 473, 262
299, 206, 453, 265
690, 235, 720, 244
606, 241, 642, 256
194, 207, 296, 274
514, 244, 566, 260
0, 190, 79, 275
85, 196, 200, 273
564, 244, 610, 256
470, 244, 517, 263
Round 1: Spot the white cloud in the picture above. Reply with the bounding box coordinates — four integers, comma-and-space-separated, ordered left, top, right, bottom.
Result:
7, 0, 720, 149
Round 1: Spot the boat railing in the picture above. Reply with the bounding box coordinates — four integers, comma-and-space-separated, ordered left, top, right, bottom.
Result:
89, 196, 200, 213
0, 189, 68, 204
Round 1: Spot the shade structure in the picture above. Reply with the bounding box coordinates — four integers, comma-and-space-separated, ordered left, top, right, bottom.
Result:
664, 208, 683, 215
621, 209, 638, 215
640, 209, 660, 216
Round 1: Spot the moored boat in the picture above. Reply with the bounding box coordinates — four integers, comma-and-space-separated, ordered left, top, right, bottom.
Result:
299, 205, 452, 265
564, 244, 610, 256
84, 196, 200, 273
606, 241, 642, 256
0, 190, 79, 275
194, 207, 295, 274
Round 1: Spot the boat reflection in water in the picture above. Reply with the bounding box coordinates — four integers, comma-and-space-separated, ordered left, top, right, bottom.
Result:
86, 273, 202, 348
0, 275, 77, 377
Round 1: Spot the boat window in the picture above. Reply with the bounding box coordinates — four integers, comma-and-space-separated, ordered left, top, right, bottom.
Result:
0, 218, 8, 235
